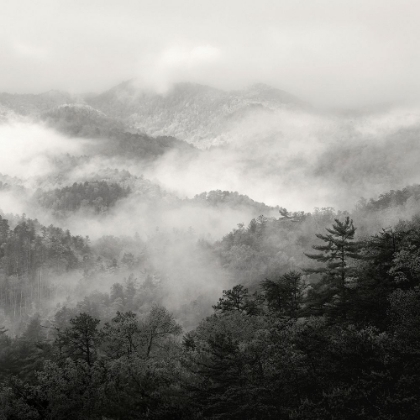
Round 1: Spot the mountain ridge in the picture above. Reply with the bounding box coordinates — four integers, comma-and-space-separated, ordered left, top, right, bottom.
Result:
0, 81, 306, 148
86, 80, 307, 147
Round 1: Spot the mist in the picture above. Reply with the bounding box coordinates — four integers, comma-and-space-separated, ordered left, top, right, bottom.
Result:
0, 0, 420, 334
2, 103, 420, 224
0, 122, 85, 180
2, 3, 420, 418
141, 105, 420, 212
2, 1, 420, 108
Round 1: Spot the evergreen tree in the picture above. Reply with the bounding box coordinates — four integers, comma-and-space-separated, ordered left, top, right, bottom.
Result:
304, 217, 362, 318
261, 270, 306, 318
305, 217, 361, 293
101, 311, 140, 358
56, 313, 101, 366
212, 285, 262, 315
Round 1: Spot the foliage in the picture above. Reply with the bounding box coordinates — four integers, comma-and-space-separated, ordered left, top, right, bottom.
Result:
35, 181, 131, 216
305, 217, 361, 286
261, 270, 306, 318
212, 285, 262, 315
1, 206, 420, 418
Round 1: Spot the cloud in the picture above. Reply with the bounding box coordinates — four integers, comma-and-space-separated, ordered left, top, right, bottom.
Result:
1, 0, 418, 106
0, 190, 28, 216
139, 105, 420, 212
136, 44, 222, 93
0, 122, 85, 179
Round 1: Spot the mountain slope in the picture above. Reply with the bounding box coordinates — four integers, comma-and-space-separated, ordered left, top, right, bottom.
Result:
0, 81, 306, 148
0, 90, 80, 116
86, 81, 306, 147
42, 103, 197, 160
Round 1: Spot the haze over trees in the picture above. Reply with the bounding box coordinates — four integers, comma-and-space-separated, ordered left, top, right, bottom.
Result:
1, 209, 420, 418
0, 80, 420, 419
1, 0, 420, 416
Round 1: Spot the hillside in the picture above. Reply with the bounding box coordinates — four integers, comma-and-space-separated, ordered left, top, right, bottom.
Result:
0, 90, 79, 116
41, 103, 197, 160
0, 82, 305, 148
86, 80, 306, 147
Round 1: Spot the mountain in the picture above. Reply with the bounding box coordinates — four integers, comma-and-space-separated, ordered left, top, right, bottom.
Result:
86, 80, 306, 147
42, 103, 196, 160
0, 81, 306, 148
0, 90, 80, 116
193, 190, 277, 215
42, 103, 126, 137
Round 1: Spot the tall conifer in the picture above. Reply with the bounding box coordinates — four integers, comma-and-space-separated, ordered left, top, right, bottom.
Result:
305, 217, 362, 299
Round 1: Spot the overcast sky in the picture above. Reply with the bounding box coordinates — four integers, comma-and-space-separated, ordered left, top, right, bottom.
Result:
1, 0, 419, 107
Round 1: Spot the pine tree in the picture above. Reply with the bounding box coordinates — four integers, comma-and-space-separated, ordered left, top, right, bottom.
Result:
306, 217, 361, 289
56, 313, 101, 366
212, 285, 262, 315
261, 271, 306, 318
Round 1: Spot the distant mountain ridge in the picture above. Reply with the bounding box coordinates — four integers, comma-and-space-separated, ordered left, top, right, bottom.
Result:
0, 90, 80, 116
42, 103, 196, 160
86, 80, 306, 147
0, 81, 305, 147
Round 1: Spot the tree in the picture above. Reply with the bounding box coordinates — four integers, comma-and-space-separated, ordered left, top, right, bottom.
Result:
56, 313, 101, 366
305, 217, 361, 295
261, 271, 306, 318
101, 311, 140, 358
212, 285, 262, 315
22, 314, 45, 343
344, 228, 404, 328
304, 217, 363, 318
142, 305, 182, 358
183, 310, 278, 419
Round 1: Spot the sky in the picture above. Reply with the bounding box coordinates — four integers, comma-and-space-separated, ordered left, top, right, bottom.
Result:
1, 0, 420, 107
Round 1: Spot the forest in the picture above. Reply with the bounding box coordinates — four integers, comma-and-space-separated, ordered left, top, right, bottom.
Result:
0, 188, 420, 419
2, 1, 420, 418
2, 62, 420, 420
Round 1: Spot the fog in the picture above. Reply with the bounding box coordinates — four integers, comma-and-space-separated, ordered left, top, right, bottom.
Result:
2, 6, 420, 418
0, 1, 420, 334
142, 106, 420, 211
1, 102, 420, 334
0, 122, 85, 179
1, 1, 420, 107
2, 105, 420, 223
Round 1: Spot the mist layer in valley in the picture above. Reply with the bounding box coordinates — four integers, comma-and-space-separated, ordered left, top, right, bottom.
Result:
3, 81, 420, 211
1, 81, 420, 332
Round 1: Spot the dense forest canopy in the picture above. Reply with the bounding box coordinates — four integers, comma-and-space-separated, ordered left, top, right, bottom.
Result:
1, 188, 420, 418
34, 181, 131, 216
2, 0, 420, 417
1, 79, 420, 419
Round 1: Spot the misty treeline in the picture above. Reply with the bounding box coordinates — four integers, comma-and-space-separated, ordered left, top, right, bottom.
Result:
1, 195, 420, 418
34, 181, 131, 216
4, 158, 281, 227
42, 104, 196, 160
193, 191, 273, 214
356, 184, 420, 212
0, 199, 339, 334
0, 214, 89, 321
